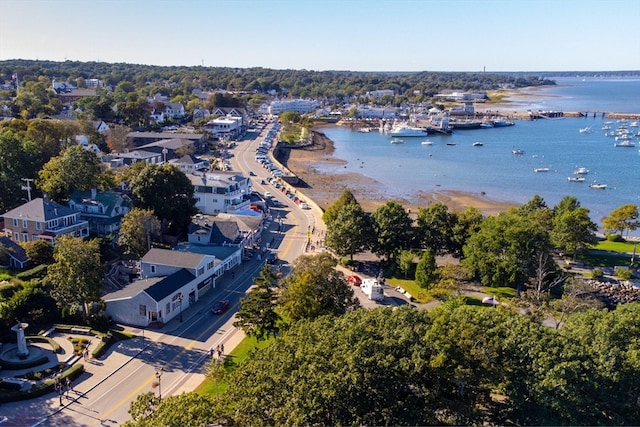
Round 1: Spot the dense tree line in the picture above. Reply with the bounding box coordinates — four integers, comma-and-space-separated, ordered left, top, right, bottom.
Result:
0, 59, 554, 111
125, 302, 640, 426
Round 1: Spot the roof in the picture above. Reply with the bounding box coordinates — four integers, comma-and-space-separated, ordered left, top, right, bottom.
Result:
137, 138, 196, 151
126, 132, 205, 140
0, 236, 27, 264
102, 268, 195, 302
145, 268, 195, 301
2, 198, 76, 221
141, 248, 208, 269
69, 190, 131, 217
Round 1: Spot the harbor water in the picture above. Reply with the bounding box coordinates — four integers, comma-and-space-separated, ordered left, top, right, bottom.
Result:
318, 77, 640, 235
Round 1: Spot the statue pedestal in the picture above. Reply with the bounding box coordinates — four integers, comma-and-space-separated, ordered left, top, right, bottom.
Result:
11, 322, 29, 358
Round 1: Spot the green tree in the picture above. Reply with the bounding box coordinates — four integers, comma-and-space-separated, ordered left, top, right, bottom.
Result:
118, 208, 161, 258
416, 203, 457, 255
463, 209, 552, 289
551, 198, 597, 261
323, 201, 372, 260
233, 265, 281, 340
46, 236, 103, 322
602, 203, 640, 238
129, 164, 197, 234
278, 253, 360, 323
415, 249, 438, 289
124, 392, 217, 427
450, 206, 484, 258
0, 128, 41, 211
36, 144, 103, 202
371, 201, 413, 262
24, 239, 54, 265
398, 250, 415, 279
322, 188, 359, 225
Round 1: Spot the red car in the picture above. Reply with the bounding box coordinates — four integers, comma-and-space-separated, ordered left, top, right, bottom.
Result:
211, 300, 230, 314
347, 275, 362, 286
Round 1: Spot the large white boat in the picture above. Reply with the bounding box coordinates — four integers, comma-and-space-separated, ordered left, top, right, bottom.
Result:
574, 167, 589, 175
388, 124, 429, 137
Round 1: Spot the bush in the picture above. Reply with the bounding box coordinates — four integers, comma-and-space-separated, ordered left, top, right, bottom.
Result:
606, 234, 625, 242
615, 268, 633, 280
591, 268, 604, 279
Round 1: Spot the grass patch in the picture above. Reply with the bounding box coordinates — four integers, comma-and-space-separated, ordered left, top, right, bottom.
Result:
576, 251, 633, 268
194, 334, 273, 397
480, 286, 516, 300
591, 240, 638, 253
385, 278, 434, 304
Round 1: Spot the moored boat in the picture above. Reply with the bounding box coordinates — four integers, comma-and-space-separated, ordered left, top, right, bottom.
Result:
390, 138, 404, 144
534, 167, 550, 173
472, 141, 484, 146
421, 140, 433, 145
574, 167, 589, 175
568, 176, 585, 182
614, 141, 636, 147
589, 183, 607, 189
512, 149, 524, 155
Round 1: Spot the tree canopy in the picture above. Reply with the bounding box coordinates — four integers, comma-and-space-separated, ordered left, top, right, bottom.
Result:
602, 203, 640, 238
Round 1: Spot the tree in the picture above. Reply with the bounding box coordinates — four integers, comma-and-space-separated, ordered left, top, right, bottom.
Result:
129, 164, 197, 234
125, 392, 217, 427
450, 206, 484, 258
24, 239, 54, 265
551, 199, 597, 261
415, 249, 438, 289
233, 265, 281, 340
278, 253, 360, 323
602, 204, 640, 238
118, 208, 161, 258
398, 250, 415, 279
106, 124, 132, 153
416, 203, 457, 255
322, 189, 359, 225
36, 144, 103, 202
371, 201, 413, 262
463, 209, 552, 289
323, 201, 372, 260
46, 236, 103, 322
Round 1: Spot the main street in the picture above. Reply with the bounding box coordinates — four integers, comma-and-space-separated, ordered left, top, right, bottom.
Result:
2, 124, 318, 427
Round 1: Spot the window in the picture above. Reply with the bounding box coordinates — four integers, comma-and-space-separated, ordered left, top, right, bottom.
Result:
197, 267, 204, 276
166, 303, 171, 314
22, 233, 28, 242
36, 222, 41, 230
150, 265, 156, 274
139, 305, 147, 316
22, 219, 28, 228
13, 219, 18, 227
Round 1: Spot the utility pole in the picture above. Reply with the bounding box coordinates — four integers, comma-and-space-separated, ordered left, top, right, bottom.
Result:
21, 178, 33, 201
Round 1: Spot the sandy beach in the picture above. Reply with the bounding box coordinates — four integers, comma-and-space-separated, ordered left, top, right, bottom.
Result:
280, 127, 518, 215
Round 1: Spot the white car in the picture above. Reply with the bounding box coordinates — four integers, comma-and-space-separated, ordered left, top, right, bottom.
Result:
300, 203, 309, 209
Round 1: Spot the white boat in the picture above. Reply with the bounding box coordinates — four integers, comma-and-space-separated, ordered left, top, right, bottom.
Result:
472, 141, 484, 146
574, 167, 589, 174
568, 176, 585, 182
614, 141, 636, 147
579, 127, 593, 134
534, 167, 550, 173
357, 127, 371, 133
390, 138, 404, 144
512, 149, 524, 155
421, 140, 433, 146
446, 141, 456, 146
388, 124, 429, 137
589, 183, 607, 189
630, 122, 638, 127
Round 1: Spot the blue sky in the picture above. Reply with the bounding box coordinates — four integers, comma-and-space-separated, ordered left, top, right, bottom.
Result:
1, 0, 639, 72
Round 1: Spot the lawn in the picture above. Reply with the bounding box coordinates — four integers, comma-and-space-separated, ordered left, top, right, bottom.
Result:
194, 334, 272, 397
591, 240, 638, 254
576, 251, 634, 268
385, 277, 434, 304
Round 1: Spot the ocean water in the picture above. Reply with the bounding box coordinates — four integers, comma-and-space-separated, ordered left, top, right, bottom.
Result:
318, 78, 640, 234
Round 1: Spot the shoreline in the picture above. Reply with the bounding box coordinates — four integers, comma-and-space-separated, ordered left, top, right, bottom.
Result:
281, 127, 519, 215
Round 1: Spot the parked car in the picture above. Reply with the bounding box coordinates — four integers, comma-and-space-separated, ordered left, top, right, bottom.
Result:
211, 300, 230, 314
347, 275, 362, 286
300, 202, 309, 209
249, 171, 256, 176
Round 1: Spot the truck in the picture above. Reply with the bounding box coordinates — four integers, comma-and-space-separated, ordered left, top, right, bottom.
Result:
360, 278, 384, 301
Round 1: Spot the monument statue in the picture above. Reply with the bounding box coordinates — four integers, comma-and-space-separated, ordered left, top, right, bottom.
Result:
11, 321, 29, 357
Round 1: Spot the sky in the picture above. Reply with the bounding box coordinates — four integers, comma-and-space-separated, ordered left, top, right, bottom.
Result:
1, 0, 639, 72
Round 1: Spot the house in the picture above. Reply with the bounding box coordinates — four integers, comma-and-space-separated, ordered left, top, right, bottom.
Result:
187, 172, 252, 215
2, 198, 89, 245
68, 189, 131, 236
169, 154, 209, 174
203, 116, 243, 141
104, 149, 163, 168
0, 236, 28, 269
192, 108, 211, 120
269, 98, 320, 115
187, 212, 263, 248
103, 247, 228, 327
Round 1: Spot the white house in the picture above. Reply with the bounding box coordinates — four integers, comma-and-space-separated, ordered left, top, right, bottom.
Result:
269, 98, 320, 115
187, 172, 252, 215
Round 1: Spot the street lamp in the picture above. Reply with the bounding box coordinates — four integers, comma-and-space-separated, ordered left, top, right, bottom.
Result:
155, 368, 163, 400
178, 294, 183, 322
